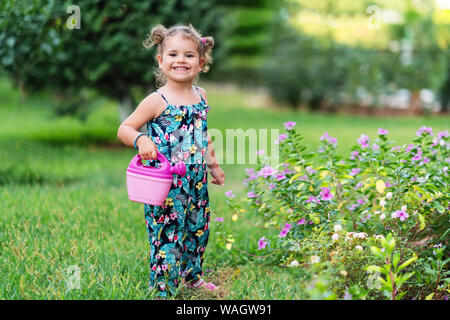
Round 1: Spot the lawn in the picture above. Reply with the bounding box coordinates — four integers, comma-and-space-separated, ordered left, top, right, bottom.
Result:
0, 76, 448, 299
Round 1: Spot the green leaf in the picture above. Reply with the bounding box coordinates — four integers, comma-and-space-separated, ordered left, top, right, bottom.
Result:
418, 214, 426, 231
370, 246, 385, 259
397, 255, 418, 272
433, 202, 445, 213
393, 252, 401, 269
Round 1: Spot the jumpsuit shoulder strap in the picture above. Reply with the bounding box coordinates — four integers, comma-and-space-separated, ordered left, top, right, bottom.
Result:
194, 86, 206, 103
155, 90, 170, 105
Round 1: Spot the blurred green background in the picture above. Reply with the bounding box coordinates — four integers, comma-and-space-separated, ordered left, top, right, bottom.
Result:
0, 0, 449, 299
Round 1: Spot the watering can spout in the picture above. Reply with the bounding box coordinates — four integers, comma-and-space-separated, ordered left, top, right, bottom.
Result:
170, 162, 187, 177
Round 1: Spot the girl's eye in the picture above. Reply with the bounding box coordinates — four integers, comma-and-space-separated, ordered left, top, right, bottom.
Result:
169, 53, 176, 57
187, 54, 194, 58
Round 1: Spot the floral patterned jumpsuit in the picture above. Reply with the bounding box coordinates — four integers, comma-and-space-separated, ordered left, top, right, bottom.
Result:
143, 86, 211, 298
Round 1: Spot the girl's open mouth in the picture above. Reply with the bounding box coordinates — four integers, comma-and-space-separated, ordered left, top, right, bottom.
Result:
173, 67, 190, 72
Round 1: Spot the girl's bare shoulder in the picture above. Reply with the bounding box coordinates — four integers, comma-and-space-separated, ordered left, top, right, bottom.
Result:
196, 86, 208, 103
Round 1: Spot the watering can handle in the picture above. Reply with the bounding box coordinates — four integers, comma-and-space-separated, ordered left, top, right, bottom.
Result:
135, 152, 169, 171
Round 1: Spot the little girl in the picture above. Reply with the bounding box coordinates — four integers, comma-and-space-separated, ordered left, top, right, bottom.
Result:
117, 23, 225, 299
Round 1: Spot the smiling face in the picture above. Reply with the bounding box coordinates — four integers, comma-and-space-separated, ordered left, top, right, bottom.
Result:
156, 33, 205, 83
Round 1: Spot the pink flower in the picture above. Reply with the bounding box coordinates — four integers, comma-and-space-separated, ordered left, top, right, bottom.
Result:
279, 228, 289, 238
350, 168, 360, 176
284, 223, 292, 230
320, 132, 338, 146
306, 196, 320, 204
257, 165, 275, 178
350, 150, 361, 161
225, 190, 235, 198
390, 146, 403, 152
247, 191, 257, 198
297, 218, 306, 225
306, 166, 317, 174
283, 121, 296, 130
392, 209, 409, 221
256, 149, 264, 155
405, 144, 415, 152
437, 130, 449, 139
411, 148, 423, 162
214, 217, 224, 222
245, 168, 255, 176
268, 183, 276, 189
257, 237, 268, 250
416, 126, 433, 137
357, 134, 370, 148
320, 187, 334, 201
378, 128, 389, 135
275, 133, 288, 144
275, 173, 286, 181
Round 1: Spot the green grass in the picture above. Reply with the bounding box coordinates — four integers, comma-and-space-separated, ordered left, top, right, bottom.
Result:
0, 77, 448, 299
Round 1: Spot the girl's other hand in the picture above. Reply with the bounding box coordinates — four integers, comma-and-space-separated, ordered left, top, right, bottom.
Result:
137, 136, 158, 160
209, 165, 225, 186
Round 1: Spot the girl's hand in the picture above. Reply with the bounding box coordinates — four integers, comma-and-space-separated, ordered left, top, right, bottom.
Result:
137, 136, 158, 160
209, 165, 225, 185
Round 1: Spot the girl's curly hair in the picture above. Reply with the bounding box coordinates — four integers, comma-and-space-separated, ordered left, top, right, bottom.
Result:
143, 23, 214, 87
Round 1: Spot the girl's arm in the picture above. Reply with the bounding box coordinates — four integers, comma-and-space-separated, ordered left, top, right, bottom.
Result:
116, 93, 162, 159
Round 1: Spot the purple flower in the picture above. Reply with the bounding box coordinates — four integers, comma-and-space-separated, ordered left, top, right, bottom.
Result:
257, 165, 276, 178
350, 168, 360, 176
306, 196, 320, 204
320, 132, 338, 146
245, 168, 255, 176
283, 168, 295, 174
357, 198, 365, 205
214, 217, 224, 222
357, 134, 370, 148
243, 175, 257, 185
279, 228, 289, 238
247, 191, 257, 198
297, 218, 306, 225
405, 144, 415, 153
275, 173, 286, 181
284, 223, 293, 230
257, 237, 268, 250
411, 148, 423, 162
306, 166, 317, 174
437, 130, 449, 139
350, 150, 361, 161
385, 181, 392, 188
416, 126, 433, 137
225, 190, 235, 198
256, 149, 264, 155
354, 182, 363, 190
283, 121, 297, 130
392, 209, 409, 221
419, 157, 430, 166
320, 187, 334, 201
390, 146, 403, 152
372, 143, 380, 151
378, 128, 389, 135
275, 133, 288, 144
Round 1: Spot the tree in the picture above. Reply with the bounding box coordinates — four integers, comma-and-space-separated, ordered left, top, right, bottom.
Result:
0, 0, 224, 122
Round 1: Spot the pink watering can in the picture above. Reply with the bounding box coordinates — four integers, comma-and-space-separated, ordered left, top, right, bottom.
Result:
126, 152, 187, 205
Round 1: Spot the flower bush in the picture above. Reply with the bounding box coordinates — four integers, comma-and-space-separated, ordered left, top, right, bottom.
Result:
219, 123, 449, 300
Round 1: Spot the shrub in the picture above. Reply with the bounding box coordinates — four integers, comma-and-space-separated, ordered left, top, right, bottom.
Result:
221, 122, 449, 299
